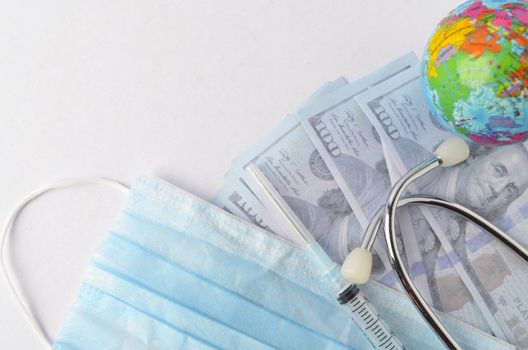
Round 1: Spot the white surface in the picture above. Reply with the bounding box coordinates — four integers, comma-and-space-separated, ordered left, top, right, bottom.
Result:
0, 1, 461, 348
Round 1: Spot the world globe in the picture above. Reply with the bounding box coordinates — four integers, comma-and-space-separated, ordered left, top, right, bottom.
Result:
421, 0, 528, 145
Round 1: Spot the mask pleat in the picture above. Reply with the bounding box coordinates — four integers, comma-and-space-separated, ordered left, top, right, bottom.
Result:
54, 283, 219, 350
54, 176, 376, 350
125, 177, 327, 295
86, 231, 353, 350
113, 211, 367, 348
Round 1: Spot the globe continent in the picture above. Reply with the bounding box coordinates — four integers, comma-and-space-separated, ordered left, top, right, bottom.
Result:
421, 0, 528, 145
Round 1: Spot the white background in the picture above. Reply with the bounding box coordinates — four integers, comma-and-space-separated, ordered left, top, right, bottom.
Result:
0, 1, 461, 348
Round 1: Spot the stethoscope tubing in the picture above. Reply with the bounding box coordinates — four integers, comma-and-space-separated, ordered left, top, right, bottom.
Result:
366, 156, 528, 350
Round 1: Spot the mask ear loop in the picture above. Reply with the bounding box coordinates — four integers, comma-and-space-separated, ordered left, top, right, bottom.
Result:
0, 177, 129, 349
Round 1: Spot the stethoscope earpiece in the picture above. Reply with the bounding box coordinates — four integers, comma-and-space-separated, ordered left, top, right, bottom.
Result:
434, 137, 470, 167
342, 137, 528, 350
341, 247, 372, 285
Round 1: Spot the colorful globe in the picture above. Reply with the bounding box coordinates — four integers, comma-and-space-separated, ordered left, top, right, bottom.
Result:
421, 0, 528, 145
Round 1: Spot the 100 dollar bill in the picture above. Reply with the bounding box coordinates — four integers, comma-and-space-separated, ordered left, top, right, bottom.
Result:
297, 52, 418, 228
217, 77, 351, 248
355, 63, 528, 347
233, 113, 385, 266
212, 170, 280, 234
296, 53, 420, 287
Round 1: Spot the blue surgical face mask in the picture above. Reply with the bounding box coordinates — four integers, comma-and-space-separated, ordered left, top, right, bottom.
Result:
1, 175, 514, 350
53, 175, 370, 350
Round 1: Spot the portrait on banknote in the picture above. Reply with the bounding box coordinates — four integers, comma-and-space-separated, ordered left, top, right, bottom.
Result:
397, 137, 528, 312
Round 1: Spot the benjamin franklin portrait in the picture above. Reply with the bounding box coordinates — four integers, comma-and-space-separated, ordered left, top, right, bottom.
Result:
395, 137, 528, 313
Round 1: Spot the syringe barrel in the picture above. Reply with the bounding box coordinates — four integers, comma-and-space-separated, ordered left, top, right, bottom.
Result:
343, 290, 406, 350
307, 244, 405, 349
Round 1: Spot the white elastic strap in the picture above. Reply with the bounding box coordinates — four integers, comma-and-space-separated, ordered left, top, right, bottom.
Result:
0, 177, 129, 349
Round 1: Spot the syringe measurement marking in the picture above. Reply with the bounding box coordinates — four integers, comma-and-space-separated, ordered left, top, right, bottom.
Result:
350, 297, 362, 309
365, 319, 379, 330
349, 295, 404, 349
364, 314, 374, 326
359, 307, 369, 318
379, 335, 393, 348
351, 300, 365, 312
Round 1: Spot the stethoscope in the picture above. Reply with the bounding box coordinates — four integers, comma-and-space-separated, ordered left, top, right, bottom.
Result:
341, 137, 528, 350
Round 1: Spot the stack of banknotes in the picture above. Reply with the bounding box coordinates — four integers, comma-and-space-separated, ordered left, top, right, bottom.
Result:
212, 52, 528, 348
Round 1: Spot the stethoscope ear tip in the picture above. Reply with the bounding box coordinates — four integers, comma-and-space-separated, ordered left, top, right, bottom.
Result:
341, 248, 372, 284
434, 137, 470, 167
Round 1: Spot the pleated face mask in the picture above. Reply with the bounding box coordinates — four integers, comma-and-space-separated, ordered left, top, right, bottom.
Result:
1, 175, 515, 350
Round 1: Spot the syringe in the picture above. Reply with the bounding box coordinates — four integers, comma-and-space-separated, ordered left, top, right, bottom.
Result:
245, 163, 405, 350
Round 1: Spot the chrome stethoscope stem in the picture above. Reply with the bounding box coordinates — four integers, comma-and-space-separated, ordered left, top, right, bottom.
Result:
360, 157, 440, 250
360, 156, 440, 253
384, 156, 461, 350
359, 154, 528, 350
406, 196, 528, 261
